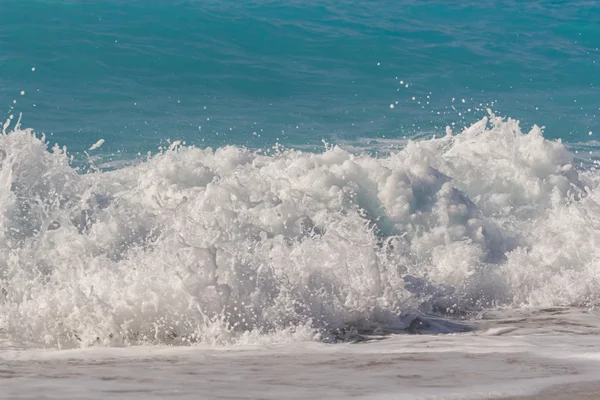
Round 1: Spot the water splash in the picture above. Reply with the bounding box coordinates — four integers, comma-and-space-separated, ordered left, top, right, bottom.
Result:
0, 113, 597, 348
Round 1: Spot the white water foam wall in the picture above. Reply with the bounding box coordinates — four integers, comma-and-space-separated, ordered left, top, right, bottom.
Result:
0, 112, 599, 347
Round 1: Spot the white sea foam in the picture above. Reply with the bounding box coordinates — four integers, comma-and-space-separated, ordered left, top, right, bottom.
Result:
0, 112, 598, 347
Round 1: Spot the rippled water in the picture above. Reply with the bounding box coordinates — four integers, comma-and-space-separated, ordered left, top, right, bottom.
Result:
1, 0, 598, 160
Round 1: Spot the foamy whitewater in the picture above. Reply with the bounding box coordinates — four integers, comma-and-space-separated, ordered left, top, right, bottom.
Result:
1, 111, 599, 351
2, 1, 599, 397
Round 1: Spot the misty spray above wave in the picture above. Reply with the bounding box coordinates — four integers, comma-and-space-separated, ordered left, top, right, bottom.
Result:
0, 112, 599, 347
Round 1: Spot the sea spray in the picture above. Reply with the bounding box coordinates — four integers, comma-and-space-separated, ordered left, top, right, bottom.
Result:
0, 114, 597, 347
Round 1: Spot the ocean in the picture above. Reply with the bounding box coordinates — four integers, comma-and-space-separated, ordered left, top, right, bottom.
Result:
1, 1, 600, 399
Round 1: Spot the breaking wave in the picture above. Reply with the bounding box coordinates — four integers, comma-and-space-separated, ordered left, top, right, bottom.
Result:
1, 112, 599, 347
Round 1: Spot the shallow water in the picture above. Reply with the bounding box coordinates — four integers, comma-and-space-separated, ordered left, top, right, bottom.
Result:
3, 308, 600, 399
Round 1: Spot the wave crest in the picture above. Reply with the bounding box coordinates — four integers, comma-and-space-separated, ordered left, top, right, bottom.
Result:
0, 114, 596, 347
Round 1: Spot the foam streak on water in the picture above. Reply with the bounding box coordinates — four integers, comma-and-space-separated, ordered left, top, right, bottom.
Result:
0, 113, 599, 348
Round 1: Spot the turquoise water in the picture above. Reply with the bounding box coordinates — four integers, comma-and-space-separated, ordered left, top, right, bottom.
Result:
4, 1, 600, 347
1, 0, 599, 159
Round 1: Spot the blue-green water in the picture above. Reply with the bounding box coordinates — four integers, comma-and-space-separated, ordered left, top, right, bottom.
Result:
1, 0, 598, 159
4, 0, 600, 348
